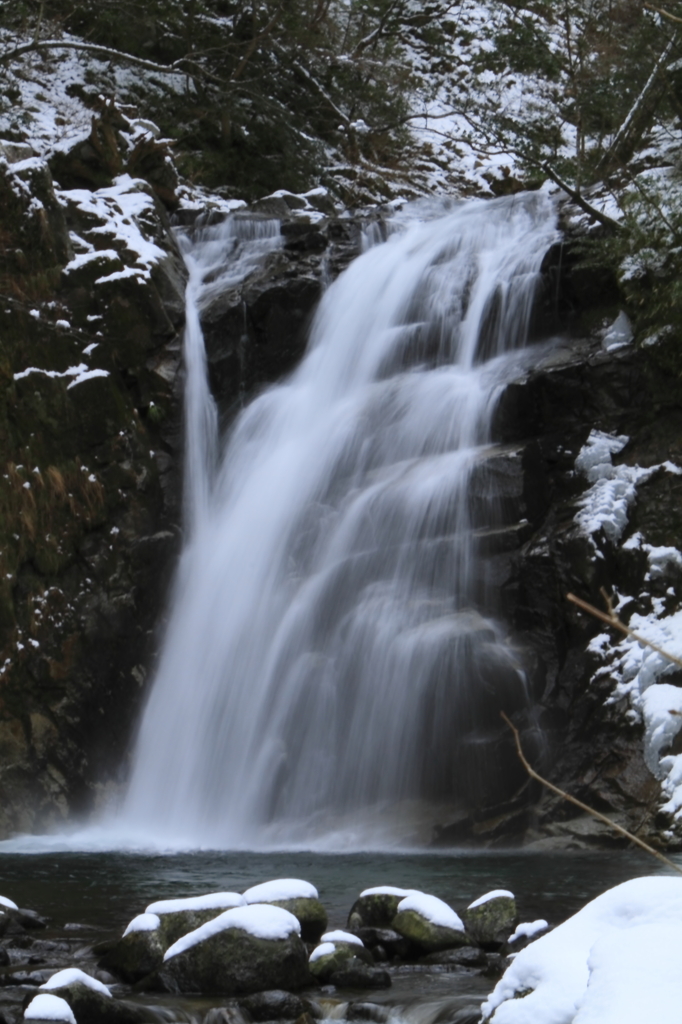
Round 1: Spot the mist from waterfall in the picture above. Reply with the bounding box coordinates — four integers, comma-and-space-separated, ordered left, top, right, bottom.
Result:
121, 194, 558, 850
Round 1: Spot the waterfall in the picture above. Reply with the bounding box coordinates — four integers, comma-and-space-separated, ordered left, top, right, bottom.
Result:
121, 194, 558, 849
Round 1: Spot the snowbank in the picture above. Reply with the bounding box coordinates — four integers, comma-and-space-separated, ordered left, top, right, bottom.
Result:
164, 904, 301, 960
243, 879, 318, 903
482, 876, 682, 1023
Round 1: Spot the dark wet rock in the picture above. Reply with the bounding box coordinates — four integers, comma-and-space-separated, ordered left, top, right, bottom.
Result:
0, 951, 8, 968
264, 900, 327, 945
347, 894, 408, 931
482, 953, 507, 979
346, 1001, 390, 1022
99, 927, 165, 984
239, 989, 306, 1021
40, 982, 149, 1024
309, 945, 373, 983
156, 927, 310, 996
355, 927, 412, 961
420, 947, 487, 967
327, 966, 390, 989
462, 895, 517, 950
204, 1007, 251, 1024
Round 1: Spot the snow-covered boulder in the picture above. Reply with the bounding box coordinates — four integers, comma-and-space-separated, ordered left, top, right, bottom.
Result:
147, 891, 246, 946
392, 893, 469, 952
157, 904, 310, 996
243, 879, 327, 943
481, 876, 682, 1023
463, 890, 517, 949
40, 968, 147, 1024
99, 913, 165, 983
308, 933, 372, 982
347, 886, 417, 930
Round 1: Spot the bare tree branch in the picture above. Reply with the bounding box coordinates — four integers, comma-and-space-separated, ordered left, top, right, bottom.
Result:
644, 3, 682, 25
501, 711, 682, 875
0, 37, 189, 74
567, 591, 682, 669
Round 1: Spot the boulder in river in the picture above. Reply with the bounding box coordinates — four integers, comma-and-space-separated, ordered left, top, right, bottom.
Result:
392, 893, 470, 952
462, 891, 517, 950
157, 904, 310, 996
99, 914, 165, 982
308, 934, 373, 982
243, 880, 327, 943
147, 892, 246, 946
239, 989, 307, 1020
347, 887, 416, 930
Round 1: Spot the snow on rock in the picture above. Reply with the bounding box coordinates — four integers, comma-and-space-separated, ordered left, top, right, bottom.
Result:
468, 890, 514, 910
14, 364, 110, 387
481, 876, 682, 1023
58, 175, 167, 285
146, 892, 246, 915
360, 886, 415, 898
508, 920, 549, 944
321, 930, 364, 946
574, 430, 682, 545
163, 904, 301, 961
310, 941, 336, 963
397, 893, 465, 931
24, 994, 76, 1022
41, 968, 111, 997
0, 895, 18, 911
588, 603, 682, 824
600, 311, 633, 352
123, 913, 161, 937
243, 879, 318, 903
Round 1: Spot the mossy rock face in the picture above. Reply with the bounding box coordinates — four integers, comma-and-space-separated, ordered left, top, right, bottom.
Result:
347, 893, 407, 931
309, 945, 372, 983
158, 927, 310, 996
391, 909, 470, 953
99, 928, 166, 983
462, 896, 517, 950
157, 908, 228, 947
47, 982, 148, 1024
268, 898, 327, 943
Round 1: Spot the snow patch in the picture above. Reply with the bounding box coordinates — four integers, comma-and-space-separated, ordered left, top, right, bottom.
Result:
123, 913, 160, 936
468, 889, 514, 910
321, 930, 364, 946
508, 920, 549, 944
360, 886, 416, 898
24, 994, 76, 1023
0, 895, 18, 911
243, 878, 318, 903
146, 892, 246, 915
310, 941, 336, 962
41, 968, 111, 997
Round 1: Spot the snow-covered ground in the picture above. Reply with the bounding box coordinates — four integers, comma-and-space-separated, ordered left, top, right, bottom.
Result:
482, 876, 682, 1024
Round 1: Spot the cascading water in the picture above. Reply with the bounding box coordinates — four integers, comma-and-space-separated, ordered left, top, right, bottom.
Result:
121, 193, 559, 849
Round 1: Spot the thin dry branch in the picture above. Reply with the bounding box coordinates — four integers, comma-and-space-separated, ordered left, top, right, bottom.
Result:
567, 591, 682, 670
644, 3, 682, 24
500, 711, 682, 875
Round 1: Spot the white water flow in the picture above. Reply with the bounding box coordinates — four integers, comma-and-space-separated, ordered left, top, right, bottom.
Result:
122, 193, 559, 849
